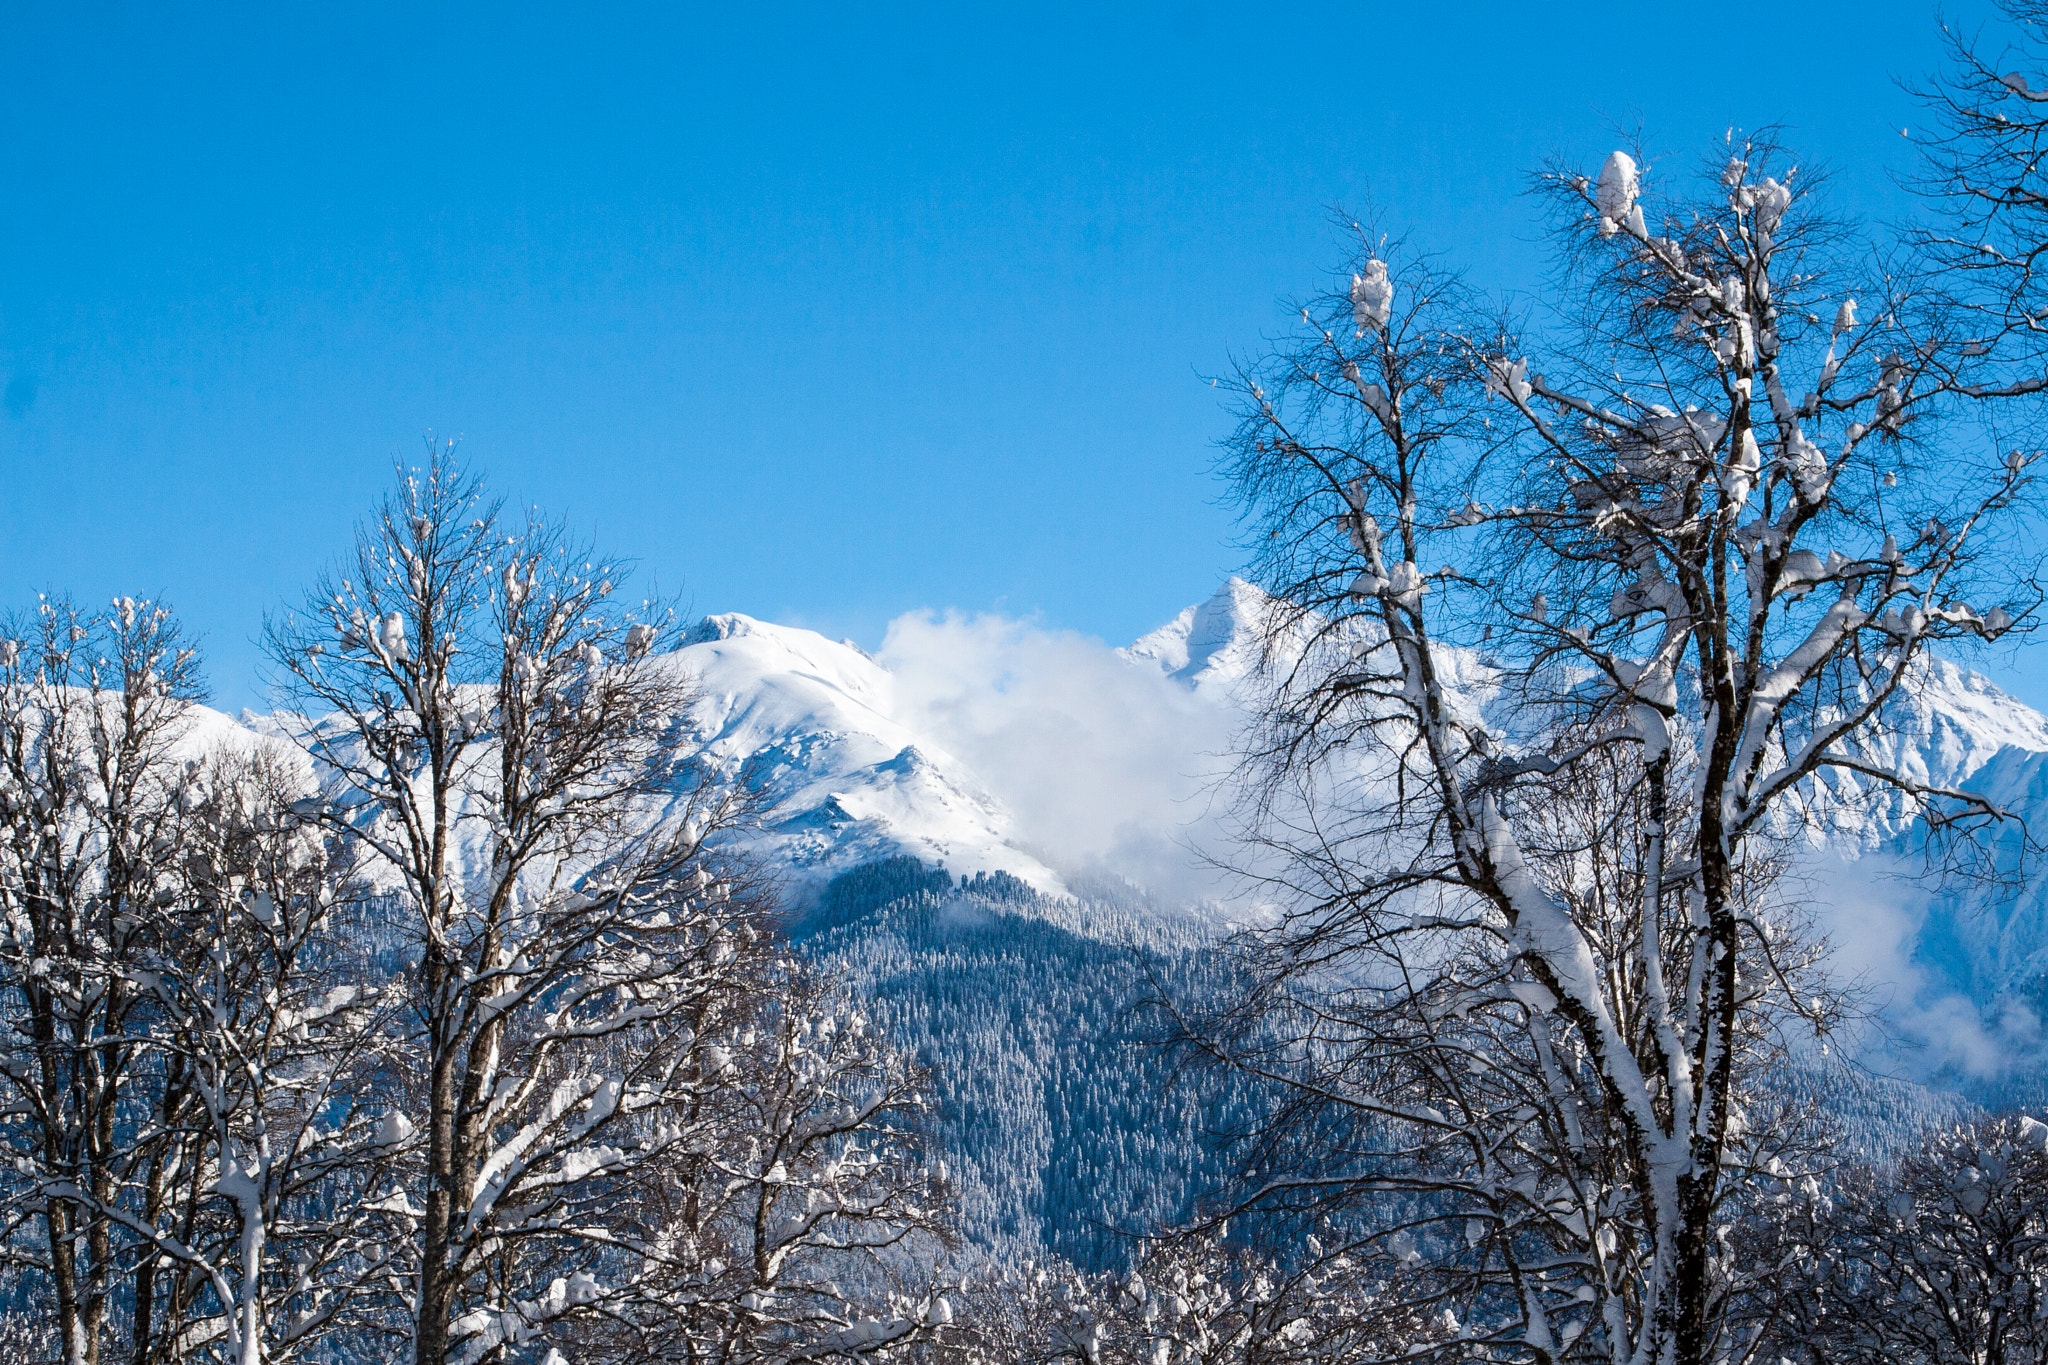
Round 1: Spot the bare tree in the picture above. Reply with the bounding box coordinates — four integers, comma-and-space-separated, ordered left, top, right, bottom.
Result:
1772, 1113, 2048, 1365
0, 602, 417, 1365
48, 747, 410, 1365
0, 452, 965, 1364
263, 449, 946, 1364
0, 596, 205, 1365
1914, 0, 2048, 364
573, 967, 954, 1364
1195, 134, 2044, 1365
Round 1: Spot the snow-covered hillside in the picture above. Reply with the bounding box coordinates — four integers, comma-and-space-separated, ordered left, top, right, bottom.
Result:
1131, 581, 2048, 1095
1122, 576, 1279, 699
224, 581, 2048, 926
222, 580, 2048, 974
1129, 582, 2048, 1082
1798, 653, 2048, 849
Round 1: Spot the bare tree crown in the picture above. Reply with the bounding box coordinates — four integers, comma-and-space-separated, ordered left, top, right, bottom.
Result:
1202, 134, 2044, 1365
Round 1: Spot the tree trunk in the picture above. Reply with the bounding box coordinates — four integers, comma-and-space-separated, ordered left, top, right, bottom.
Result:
416, 950, 458, 1365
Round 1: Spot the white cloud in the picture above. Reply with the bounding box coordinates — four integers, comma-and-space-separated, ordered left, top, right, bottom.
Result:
1805, 851, 2046, 1083
879, 609, 1241, 903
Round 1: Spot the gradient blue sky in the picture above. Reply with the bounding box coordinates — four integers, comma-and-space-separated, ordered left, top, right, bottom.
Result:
2, 1, 2043, 711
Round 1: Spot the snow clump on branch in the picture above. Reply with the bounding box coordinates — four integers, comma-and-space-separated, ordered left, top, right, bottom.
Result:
1596, 150, 1643, 236
1351, 259, 1394, 334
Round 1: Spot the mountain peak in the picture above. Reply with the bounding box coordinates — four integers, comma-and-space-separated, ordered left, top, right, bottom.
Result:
665, 614, 1065, 897
684, 612, 765, 645
1123, 576, 1278, 694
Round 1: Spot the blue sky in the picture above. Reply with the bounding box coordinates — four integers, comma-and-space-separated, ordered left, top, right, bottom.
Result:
2, 1, 2042, 711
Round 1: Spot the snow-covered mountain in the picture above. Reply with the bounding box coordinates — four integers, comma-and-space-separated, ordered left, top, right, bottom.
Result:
647, 580, 2048, 1252
1800, 653, 2048, 850
708, 580, 2048, 1057
225, 580, 2048, 927
1122, 576, 1279, 699
666, 611, 1068, 893
223, 580, 2048, 1098
629, 586, 2048, 1033
199, 580, 2048, 1259
1124, 583, 2048, 1079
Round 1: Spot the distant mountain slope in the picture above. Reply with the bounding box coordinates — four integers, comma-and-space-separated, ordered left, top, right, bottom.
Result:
237, 582, 2047, 939
792, 857, 1250, 1271
1130, 579, 2048, 832
793, 851, 1984, 1268
226, 581, 2048, 1091
1941, 745, 2048, 1000
1122, 576, 1279, 699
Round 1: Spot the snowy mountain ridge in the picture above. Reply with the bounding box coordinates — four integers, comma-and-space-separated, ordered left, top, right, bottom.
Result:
212, 577, 2048, 915
1128, 585, 2048, 1085
171, 580, 2048, 1259
1121, 576, 1282, 699
1125, 578, 2048, 840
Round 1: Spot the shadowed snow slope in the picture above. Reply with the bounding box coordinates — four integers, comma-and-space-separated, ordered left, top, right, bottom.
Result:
1796, 655, 2048, 849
